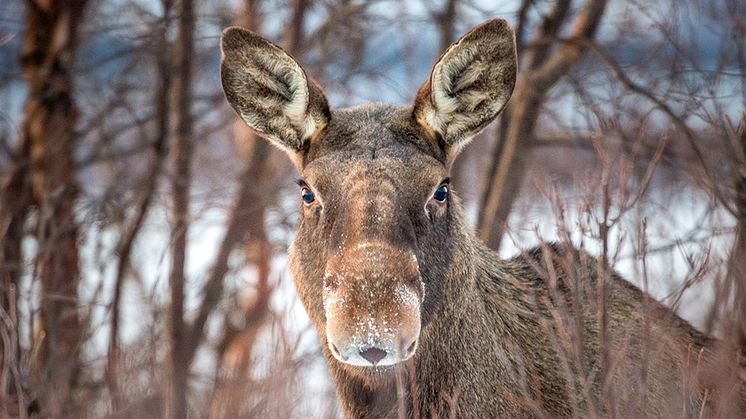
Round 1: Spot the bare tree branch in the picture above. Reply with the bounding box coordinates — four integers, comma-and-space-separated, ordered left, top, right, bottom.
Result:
569, 36, 737, 216
106, 0, 173, 412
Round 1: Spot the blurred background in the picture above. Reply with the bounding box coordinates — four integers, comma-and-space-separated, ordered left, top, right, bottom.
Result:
0, 0, 744, 417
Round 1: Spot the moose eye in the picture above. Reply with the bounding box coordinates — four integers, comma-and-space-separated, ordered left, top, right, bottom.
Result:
301, 187, 315, 205
433, 184, 448, 202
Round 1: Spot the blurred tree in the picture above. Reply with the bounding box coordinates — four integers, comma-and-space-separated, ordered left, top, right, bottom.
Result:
0, 0, 89, 417
106, 0, 173, 413
166, 0, 195, 416
477, 0, 608, 248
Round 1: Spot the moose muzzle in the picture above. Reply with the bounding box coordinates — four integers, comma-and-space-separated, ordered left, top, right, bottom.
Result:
323, 241, 423, 367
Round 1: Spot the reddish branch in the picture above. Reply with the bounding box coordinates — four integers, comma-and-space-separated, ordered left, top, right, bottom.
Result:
183, 140, 273, 366
186, 0, 310, 384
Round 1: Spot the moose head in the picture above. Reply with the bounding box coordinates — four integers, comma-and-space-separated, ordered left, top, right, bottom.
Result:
220, 19, 516, 376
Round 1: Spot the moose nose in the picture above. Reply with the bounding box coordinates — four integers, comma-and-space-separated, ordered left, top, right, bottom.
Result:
323, 242, 423, 368
359, 347, 387, 365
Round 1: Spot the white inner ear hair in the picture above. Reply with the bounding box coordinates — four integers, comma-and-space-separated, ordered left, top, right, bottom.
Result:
270, 55, 318, 140
280, 64, 318, 140
427, 46, 479, 137
427, 44, 509, 144
257, 50, 318, 142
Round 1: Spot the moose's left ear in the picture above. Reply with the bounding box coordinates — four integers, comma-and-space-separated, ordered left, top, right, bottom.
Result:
414, 18, 517, 151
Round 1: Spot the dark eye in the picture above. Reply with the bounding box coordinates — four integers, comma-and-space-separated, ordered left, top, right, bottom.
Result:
301, 187, 315, 205
433, 184, 448, 202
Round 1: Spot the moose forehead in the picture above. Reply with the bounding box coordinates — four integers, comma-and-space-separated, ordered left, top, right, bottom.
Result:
301, 104, 447, 180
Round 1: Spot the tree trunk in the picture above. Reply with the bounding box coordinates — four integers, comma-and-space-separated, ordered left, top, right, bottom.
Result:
18, 0, 89, 416
477, 0, 608, 249
166, 0, 194, 417
477, 87, 543, 248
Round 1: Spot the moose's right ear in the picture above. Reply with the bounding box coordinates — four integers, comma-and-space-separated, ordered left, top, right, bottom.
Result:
220, 27, 330, 157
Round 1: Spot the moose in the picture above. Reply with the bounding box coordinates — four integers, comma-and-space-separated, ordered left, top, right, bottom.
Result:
220, 19, 744, 418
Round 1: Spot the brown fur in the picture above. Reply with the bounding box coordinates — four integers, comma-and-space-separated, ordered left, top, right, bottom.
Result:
220, 19, 744, 418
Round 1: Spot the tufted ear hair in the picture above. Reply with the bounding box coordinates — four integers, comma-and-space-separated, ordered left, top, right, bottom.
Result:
413, 18, 517, 155
220, 27, 330, 159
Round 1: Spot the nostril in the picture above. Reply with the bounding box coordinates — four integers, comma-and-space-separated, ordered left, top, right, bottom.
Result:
406, 339, 418, 356
359, 347, 387, 365
330, 343, 341, 358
